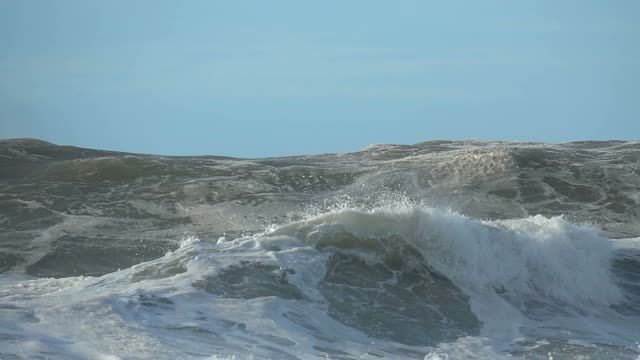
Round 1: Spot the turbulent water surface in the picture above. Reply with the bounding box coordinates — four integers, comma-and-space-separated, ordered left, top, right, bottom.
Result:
1, 138, 639, 359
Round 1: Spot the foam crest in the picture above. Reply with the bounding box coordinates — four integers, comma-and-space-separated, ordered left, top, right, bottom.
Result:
274, 206, 622, 307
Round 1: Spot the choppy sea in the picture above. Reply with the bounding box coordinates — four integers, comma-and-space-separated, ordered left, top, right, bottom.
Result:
1, 138, 639, 359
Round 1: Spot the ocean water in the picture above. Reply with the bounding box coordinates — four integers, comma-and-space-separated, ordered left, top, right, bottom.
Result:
1, 138, 639, 359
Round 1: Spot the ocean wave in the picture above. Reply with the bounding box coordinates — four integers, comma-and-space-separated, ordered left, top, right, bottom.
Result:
272, 206, 621, 307
1, 139, 639, 359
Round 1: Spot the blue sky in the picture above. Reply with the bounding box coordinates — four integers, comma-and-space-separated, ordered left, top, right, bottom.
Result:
1, 1, 638, 157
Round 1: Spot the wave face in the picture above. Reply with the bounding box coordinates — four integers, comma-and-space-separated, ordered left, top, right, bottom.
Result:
1, 138, 640, 359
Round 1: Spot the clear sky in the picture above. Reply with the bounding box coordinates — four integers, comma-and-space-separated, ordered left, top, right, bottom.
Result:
1, 1, 638, 157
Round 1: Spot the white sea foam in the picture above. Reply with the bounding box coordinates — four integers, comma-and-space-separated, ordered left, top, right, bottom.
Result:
0, 206, 637, 359
275, 206, 621, 306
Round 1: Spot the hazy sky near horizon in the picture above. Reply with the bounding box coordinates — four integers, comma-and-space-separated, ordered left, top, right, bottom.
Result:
1, 0, 639, 157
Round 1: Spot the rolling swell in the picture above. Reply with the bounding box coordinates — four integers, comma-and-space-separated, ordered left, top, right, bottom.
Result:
270, 207, 622, 310
1, 139, 639, 359
178, 206, 625, 354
